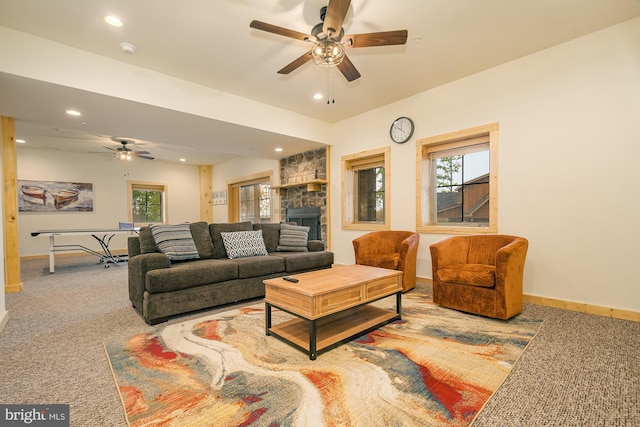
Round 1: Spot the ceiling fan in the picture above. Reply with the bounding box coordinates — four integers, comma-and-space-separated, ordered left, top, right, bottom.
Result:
104, 138, 154, 161
249, 0, 408, 82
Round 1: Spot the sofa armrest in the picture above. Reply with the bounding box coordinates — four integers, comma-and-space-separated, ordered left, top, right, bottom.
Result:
128, 253, 171, 310
307, 240, 325, 252
128, 236, 141, 257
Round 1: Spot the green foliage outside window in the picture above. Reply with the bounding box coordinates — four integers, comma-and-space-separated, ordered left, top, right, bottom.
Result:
132, 189, 163, 223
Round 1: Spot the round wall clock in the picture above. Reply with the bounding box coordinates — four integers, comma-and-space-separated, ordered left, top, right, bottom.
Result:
390, 117, 414, 144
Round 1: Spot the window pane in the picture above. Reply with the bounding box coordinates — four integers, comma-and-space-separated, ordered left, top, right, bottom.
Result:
356, 166, 384, 222
434, 149, 489, 224
132, 189, 163, 223
240, 182, 271, 223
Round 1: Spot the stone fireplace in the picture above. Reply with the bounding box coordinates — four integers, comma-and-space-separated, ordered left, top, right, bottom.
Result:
279, 148, 328, 243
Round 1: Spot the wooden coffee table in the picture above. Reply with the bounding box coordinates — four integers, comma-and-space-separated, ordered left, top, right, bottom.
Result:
264, 264, 403, 360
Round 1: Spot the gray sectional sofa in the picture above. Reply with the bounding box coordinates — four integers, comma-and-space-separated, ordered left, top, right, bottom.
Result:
128, 221, 334, 324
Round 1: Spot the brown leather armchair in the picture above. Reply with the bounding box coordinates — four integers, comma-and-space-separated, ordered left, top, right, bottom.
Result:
429, 235, 528, 319
352, 231, 420, 292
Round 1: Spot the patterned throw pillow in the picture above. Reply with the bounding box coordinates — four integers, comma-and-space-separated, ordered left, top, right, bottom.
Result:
277, 223, 310, 252
220, 230, 268, 259
150, 223, 200, 261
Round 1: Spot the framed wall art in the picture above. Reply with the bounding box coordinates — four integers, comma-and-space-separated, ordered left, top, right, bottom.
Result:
18, 179, 94, 212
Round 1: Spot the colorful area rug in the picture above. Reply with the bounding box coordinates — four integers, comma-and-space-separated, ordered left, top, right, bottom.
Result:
104, 293, 542, 427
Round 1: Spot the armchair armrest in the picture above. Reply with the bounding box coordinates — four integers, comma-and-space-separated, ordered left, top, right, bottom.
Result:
495, 238, 529, 290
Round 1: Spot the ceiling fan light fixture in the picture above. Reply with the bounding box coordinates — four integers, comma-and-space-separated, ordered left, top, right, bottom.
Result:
311, 39, 345, 67
117, 151, 133, 161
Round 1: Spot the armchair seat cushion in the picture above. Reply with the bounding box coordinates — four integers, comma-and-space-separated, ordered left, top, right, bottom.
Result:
437, 264, 496, 288
358, 253, 399, 270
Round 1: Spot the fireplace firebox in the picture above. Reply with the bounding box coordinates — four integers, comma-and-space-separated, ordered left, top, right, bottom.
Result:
285, 207, 322, 241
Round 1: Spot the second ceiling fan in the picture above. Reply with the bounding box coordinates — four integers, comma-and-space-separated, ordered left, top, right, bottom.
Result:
250, 0, 408, 82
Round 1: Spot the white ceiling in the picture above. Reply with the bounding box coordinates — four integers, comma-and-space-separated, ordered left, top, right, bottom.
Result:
1, 0, 639, 164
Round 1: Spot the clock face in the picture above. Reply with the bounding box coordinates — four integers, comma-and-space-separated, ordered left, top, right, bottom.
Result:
390, 117, 414, 144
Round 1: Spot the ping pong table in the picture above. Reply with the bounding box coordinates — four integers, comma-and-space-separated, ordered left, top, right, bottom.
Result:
30, 227, 138, 273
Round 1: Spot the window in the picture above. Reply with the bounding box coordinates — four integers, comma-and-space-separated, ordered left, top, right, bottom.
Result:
342, 146, 390, 230
239, 182, 271, 223
417, 123, 498, 234
227, 171, 273, 223
128, 181, 167, 224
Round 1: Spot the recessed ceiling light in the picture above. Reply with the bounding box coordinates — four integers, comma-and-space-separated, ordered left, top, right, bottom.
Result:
16, 139, 26, 144
104, 15, 123, 27
275, 147, 283, 152
120, 42, 136, 54
66, 109, 81, 116
179, 158, 186, 162
313, 93, 323, 100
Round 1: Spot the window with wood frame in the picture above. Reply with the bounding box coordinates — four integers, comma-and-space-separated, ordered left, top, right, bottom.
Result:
227, 171, 273, 223
342, 146, 390, 231
416, 123, 498, 234
128, 181, 168, 224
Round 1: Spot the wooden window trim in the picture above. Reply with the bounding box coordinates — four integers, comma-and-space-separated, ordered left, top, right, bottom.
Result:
127, 180, 168, 224
416, 123, 498, 235
227, 171, 273, 223
342, 146, 391, 231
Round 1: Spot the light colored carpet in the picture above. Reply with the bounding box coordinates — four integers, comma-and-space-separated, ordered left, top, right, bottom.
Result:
0, 255, 638, 426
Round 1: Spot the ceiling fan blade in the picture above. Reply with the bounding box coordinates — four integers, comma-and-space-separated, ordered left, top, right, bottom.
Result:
323, 0, 351, 37
344, 30, 408, 48
337, 54, 361, 82
277, 51, 313, 74
250, 20, 310, 42
103, 146, 116, 152
135, 155, 155, 160
132, 150, 151, 155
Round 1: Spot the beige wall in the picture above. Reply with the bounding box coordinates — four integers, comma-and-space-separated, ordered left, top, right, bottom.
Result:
330, 17, 640, 313
18, 148, 201, 256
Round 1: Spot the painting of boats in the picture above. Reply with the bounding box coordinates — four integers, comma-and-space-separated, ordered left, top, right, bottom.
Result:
21, 185, 47, 205
18, 180, 93, 213
51, 188, 80, 208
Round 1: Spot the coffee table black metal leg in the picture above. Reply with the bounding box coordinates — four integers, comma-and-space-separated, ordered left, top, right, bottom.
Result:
396, 291, 402, 320
265, 302, 272, 336
309, 319, 317, 360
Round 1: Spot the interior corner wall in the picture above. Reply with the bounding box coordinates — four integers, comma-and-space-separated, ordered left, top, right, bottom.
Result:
0, 148, 6, 331
329, 17, 640, 313
17, 147, 201, 257
211, 156, 280, 223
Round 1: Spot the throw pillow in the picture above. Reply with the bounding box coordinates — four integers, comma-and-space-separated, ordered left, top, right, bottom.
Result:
189, 221, 215, 259
150, 223, 200, 261
220, 230, 268, 259
277, 223, 310, 252
210, 221, 253, 258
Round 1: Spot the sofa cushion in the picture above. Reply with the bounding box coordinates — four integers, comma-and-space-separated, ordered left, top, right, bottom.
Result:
437, 264, 496, 288
277, 223, 309, 252
221, 230, 268, 259
150, 223, 200, 261
145, 259, 238, 293
358, 253, 399, 270
138, 227, 160, 254
252, 223, 281, 253
210, 221, 253, 258
272, 251, 334, 273
189, 221, 215, 259
234, 255, 285, 279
